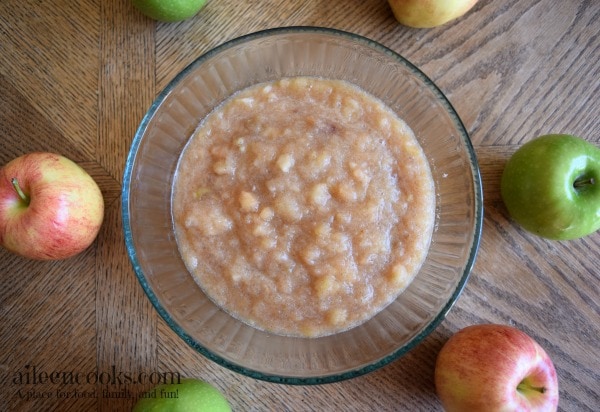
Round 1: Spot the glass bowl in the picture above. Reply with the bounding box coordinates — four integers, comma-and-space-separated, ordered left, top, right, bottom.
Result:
123, 27, 483, 384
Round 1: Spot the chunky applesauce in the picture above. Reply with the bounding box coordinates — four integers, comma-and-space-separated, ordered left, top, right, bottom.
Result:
172, 77, 435, 337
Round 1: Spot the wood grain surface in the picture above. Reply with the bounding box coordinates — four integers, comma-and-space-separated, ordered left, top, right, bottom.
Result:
1, 0, 599, 411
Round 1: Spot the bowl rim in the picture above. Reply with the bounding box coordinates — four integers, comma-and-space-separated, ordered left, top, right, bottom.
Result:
122, 26, 483, 385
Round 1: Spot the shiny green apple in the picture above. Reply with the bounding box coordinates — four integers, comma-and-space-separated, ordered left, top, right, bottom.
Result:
132, 0, 207, 22
133, 378, 231, 412
501, 134, 600, 240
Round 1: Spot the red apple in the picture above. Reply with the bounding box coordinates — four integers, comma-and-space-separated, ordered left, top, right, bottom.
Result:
435, 324, 559, 412
0, 152, 104, 260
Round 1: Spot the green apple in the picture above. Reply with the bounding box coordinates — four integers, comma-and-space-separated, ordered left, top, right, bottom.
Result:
388, 0, 478, 28
501, 134, 600, 240
132, 0, 208, 22
133, 378, 231, 412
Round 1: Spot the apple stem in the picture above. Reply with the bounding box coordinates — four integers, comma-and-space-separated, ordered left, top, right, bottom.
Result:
11, 178, 30, 205
573, 176, 595, 189
517, 381, 546, 394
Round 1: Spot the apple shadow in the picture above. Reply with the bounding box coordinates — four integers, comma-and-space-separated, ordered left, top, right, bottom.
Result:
474, 145, 514, 215
352, 326, 453, 409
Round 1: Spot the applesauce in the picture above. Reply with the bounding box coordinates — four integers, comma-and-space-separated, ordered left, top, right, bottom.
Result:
172, 77, 435, 337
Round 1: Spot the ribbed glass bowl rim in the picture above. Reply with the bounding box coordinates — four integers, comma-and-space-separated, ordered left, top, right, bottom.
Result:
122, 26, 483, 385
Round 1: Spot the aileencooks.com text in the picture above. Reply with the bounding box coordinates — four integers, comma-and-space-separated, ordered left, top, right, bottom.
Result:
12, 364, 182, 386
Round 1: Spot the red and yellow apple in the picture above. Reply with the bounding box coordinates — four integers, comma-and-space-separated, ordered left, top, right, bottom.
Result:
435, 324, 559, 412
0, 152, 104, 260
388, 0, 478, 28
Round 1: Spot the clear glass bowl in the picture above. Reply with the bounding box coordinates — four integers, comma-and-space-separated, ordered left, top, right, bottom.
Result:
123, 27, 483, 384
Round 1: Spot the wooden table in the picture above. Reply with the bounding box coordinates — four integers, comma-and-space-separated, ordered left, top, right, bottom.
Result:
1, 1, 598, 410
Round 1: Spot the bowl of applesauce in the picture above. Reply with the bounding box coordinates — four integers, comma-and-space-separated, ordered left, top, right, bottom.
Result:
123, 27, 483, 384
